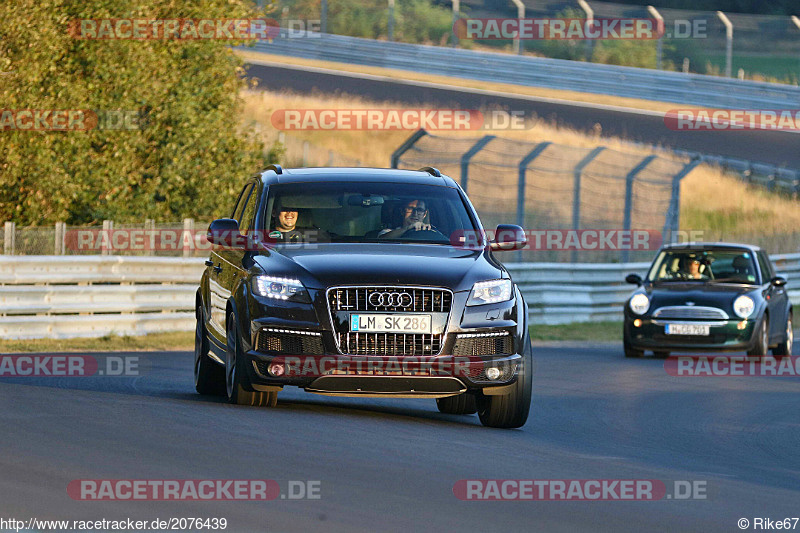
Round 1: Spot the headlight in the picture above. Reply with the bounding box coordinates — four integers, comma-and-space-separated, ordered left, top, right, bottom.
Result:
467, 279, 513, 306
629, 293, 650, 315
733, 295, 754, 319
253, 276, 310, 303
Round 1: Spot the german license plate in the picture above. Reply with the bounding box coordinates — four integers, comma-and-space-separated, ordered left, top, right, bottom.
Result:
665, 323, 710, 336
350, 314, 431, 334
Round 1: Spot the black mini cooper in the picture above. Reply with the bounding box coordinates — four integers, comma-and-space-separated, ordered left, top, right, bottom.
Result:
623, 243, 793, 358
193, 165, 532, 428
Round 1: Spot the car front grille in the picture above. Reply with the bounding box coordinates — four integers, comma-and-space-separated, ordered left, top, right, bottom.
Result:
453, 332, 513, 356
328, 287, 452, 313
256, 329, 324, 355
335, 332, 443, 356
652, 306, 729, 321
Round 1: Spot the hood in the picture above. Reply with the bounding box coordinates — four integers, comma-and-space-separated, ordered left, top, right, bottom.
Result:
254, 243, 504, 292
643, 281, 758, 309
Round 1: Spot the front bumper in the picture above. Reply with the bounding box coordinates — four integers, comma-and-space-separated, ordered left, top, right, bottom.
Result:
244, 350, 522, 396
625, 316, 758, 351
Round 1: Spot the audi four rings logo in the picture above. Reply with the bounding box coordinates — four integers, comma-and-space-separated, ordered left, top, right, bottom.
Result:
368, 291, 413, 308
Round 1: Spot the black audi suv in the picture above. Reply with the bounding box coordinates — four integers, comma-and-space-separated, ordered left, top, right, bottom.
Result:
194, 165, 532, 428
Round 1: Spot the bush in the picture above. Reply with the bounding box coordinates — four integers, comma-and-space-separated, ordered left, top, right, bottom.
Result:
0, 0, 267, 225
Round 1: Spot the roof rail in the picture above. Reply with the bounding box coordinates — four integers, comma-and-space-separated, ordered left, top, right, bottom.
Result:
418, 166, 441, 177
264, 164, 283, 175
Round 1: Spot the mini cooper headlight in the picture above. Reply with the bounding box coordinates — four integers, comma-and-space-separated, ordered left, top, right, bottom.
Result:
253, 276, 310, 303
629, 293, 650, 315
733, 295, 754, 319
467, 279, 512, 306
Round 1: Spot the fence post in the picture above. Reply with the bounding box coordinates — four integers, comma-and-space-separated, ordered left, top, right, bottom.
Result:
451, 0, 460, 47
390, 129, 428, 168
647, 6, 663, 70
3, 221, 15, 255
302, 141, 309, 167
145, 219, 155, 256
183, 218, 194, 258
571, 146, 605, 262
102, 220, 113, 256
663, 158, 702, 245
621, 155, 657, 263
516, 142, 552, 261
320, 0, 328, 34
388, 0, 395, 42
578, 0, 594, 61
54, 221, 66, 255
510, 0, 525, 55
328, 150, 335, 166
460, 135, 495, 193
717, 11, 733, 78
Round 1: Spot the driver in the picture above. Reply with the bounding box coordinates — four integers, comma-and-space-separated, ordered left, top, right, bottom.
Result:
270, 201, 306, 243
684, 257, 708, 280
378, 199, 432, 238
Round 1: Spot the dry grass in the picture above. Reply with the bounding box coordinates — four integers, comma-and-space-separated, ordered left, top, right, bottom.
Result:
0, 331, 194, 354
242, 89, 800, 246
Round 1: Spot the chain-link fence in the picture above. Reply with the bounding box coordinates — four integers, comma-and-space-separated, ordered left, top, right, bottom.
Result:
391, 129, 800, 262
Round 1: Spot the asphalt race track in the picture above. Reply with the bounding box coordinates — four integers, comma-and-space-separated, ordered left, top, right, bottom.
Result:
246, 61, 800, 168
2, 343, 799, 532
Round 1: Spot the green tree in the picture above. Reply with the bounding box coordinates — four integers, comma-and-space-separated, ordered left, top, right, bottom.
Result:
0, 0, 268, 225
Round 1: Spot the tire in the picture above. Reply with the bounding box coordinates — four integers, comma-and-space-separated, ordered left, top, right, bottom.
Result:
477, 337, 532, 429
772, 314, 793, 359
194, 306, 225, 395
624, 337, 643, 358
653, 350, 670, 359
436, 393, 477, 415
226, 311, 278, 407
747, 316, 769, 357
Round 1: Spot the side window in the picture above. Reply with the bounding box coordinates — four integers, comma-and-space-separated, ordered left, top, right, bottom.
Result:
232, 184, 254, 224
757, 252, 774, 282
239, 185, 259, 235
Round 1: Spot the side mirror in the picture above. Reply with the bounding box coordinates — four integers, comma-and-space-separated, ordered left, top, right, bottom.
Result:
207, 218, 243, 247
771, 276, 787, 287
490, 224, 527, 252
626, 273, 643, 285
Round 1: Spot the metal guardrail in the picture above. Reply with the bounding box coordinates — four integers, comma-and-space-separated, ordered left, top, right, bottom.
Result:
0, 256, 204, 339
1, 254, 798, 338
249, 33, 800, 110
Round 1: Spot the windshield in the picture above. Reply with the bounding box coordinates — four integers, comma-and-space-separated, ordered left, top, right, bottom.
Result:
262, 181, 479, 245
647, 249, 759, 284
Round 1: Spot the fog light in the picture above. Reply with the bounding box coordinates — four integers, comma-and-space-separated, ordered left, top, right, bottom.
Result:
485, 367, 502, 380
268, 363, 285, 377
737, 320, 747, 330
633, 319, 642, 327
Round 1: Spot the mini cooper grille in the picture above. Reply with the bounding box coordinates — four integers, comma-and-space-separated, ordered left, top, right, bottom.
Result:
256, 330, 324, 355
653, 306, 729, 321
335, 332, 443, 356
328, 287, 452, 313
452, 333, 513, 356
